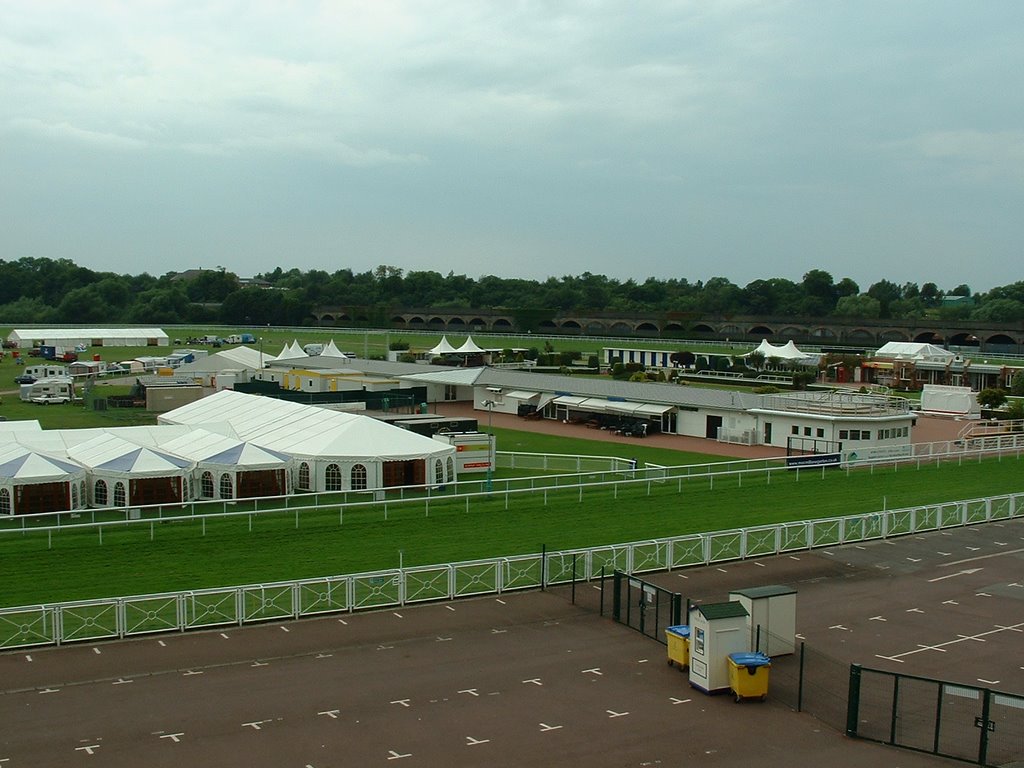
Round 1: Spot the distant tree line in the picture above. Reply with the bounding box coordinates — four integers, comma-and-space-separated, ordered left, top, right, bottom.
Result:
2, 257, 1023, 327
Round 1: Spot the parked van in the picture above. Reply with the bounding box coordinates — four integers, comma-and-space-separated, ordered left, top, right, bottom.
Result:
303, 343, 324, 356
24, 377, 75, 404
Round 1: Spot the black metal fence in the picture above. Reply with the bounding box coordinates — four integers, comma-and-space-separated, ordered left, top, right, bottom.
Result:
847, 666, 1024, 766
609, 570, 683, 645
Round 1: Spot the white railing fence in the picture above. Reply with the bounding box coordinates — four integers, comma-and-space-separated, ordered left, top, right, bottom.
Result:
1, 491, 1019, 650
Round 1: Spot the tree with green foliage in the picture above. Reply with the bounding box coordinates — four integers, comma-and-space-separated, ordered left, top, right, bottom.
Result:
977, 388, 1008, 409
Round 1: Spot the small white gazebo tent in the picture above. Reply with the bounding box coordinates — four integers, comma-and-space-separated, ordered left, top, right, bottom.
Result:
429, 336, 458, 355
455, 336, 484, 354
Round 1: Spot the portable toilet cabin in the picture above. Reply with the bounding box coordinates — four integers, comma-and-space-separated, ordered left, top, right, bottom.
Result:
728, 585, 797, 657
688, 601, 750, 694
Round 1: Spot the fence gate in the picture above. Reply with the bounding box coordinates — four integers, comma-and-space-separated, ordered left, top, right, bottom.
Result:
847, 665, 1024, 766
610, 570, 683, 644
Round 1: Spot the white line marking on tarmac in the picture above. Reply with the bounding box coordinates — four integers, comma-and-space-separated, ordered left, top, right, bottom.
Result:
829, 625, 849, 632
876, 622, 1024, 661
582, 668, 603, 676
280, 626, 290, 632
977, 592, 992, 597
795, 633, 805, 640
393, 613, 403, 619
907, 557, 921, 563
387, 750, 411, 760
522, 678, 543, 686
38, 688, 58, 694
956, 634, 985, 642
75, 745, 100, 755
755, 562, 766, 567
716, 568, 728, 573
995, 541, 1008, 546
458, 689, 479, 697
539, 723, 563, 731
465, 736, 490, 745
855, 545, 866, 550
491, 629, 507, 634
677, 573, 688, 579
436, 636, 452, 642
607, 710, 629, 718
937, 548, 1024, 569
638, 659, 648, 664
251, 661, 268, 667
160, 733, 184, 743
25, 654, 32, 662
869, 616, 887, 622
377, 644, 394, 651
979, 678, 1000, 685
823, 550, 835, 556
391, 700, 410, 708
929, 568, 982, 582
937, 551, 951, 556
183, 670, 203, 676
943, 600, 960, 605
158, 640, 166, 647
316, 653, 333, 658
966, 546, 981, 551
906, 608, 924, 613
670, 697, 691, 704
319, 710, 341, 718
495, 599, 505, 605
220, 633, 230, 639
92, 647, 101, 654
242, 720, 271, 730
996, 625, 1023, 632
1009, 583, 1023, 589
338, 618, 348, 625
447, 605, 457, 611
789, 556, 801, 561
917, 645, 947, 653
112, 678, 133, 685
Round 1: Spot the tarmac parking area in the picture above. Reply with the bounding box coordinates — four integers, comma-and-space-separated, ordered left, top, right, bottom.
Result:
6, 522, 1022, 766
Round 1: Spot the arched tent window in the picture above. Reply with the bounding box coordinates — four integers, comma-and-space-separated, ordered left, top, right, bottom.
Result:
446, 457, 455, 483
94, 479, 108, 507
71, 484, 79, 508
79, 481, 86, 506
325, 464, 342, 491
298, 462, 310, 490
219, 473, 233, 500
201, 472, 214, 499
350, 464, 367, 491
113, 482, 126, 507
435, 460, 444, 486
0, 488, 10, 515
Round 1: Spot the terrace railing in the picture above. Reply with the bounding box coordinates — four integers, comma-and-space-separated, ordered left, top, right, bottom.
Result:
1, 490, 1020, 650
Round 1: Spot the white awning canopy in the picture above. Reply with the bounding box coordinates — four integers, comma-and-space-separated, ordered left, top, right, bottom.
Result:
505, 390, 539, 400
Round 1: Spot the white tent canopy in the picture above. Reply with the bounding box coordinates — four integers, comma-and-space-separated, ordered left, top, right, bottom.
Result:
429, 336, 457, 355
746, 339, 810, 361
322, 339, 343, 357
455, 336, 484, 354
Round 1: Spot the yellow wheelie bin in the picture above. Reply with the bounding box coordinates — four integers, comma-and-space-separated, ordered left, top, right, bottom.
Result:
727, 652, 771, 702
665, 625, 690, 671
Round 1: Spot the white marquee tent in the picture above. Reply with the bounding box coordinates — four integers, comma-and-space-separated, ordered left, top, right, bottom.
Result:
160, 390, 457, 492
746, 339, 812, 362
874, 342, 955, 361
66, 433, 193, 508
7, 328, 169, 348
429, 336, 458, 355
0, 444, 88, 515
159, 430, 293, 500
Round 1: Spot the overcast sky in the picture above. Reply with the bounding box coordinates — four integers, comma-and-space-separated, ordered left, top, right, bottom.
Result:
2, 1, 1021, 292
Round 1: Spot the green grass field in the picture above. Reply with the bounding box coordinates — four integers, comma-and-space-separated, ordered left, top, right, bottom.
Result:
1, 449, 1021, 608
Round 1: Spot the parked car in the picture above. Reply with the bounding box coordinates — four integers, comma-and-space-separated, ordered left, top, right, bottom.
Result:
31, 394, 71, 405
14, 374, 36, 385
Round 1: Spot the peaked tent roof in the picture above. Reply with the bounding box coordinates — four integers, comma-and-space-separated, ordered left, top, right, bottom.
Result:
455, 336, 484, 354
322, 339, 343, 357
67, 433, 192, 476
0, 445, 85, 483
159, 390, 455, 461
159, 429, 292, 469
429, 336, 457, 354
874, 342, 955, 361
746, 339, 810, 361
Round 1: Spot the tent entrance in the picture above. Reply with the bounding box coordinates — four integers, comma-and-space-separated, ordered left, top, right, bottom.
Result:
237, 469, 287, 498
14, 482, 70, 515
383, 460, 425, 488
129, 477, 182, 506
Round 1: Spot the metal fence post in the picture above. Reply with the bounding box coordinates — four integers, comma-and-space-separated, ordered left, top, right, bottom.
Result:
797, 641, 805, 712
846, 664, 862, 738
612, 570, 622, 622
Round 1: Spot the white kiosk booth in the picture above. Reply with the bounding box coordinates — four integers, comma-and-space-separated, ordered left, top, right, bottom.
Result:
688, 601, 749, 694
728, 584, 797, 657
